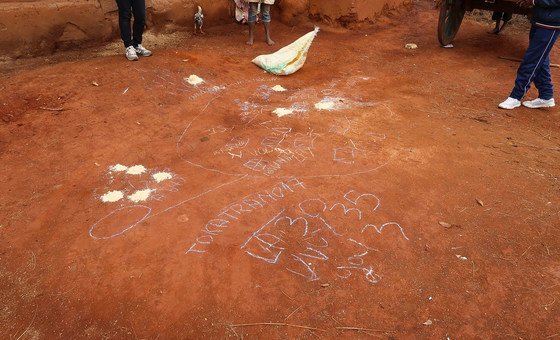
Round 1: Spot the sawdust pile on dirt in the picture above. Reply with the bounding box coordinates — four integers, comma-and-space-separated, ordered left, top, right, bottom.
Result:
94, 31, 192, 58
466, 10, 531, 32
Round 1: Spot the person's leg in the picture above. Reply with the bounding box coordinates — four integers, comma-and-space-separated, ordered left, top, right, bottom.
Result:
499, 27, 537, 108
116, 0, 139, 60
498, 12, 513, 33
131, 0, 146, 47
116, 0, 133, 48
131, 0, 151, 56
509, 27, 559, 100
534, 55, 553, 99
247, 2, 258, 45
523, 54, 556, 107
490, 11, 501, 34
261, 4, 274, 46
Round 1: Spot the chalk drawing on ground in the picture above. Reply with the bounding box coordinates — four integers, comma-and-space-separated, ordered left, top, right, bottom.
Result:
91, 164, 195, 239
128, 69, 395, 180
333, 146, 357, 164
90, 172, 245, 240
89, 75, 403, 245
98, 164, 177, 205
176, 97, 395, 179
89, 205, 152, 240
186, 177, 306, 254
239, 189, 410, 285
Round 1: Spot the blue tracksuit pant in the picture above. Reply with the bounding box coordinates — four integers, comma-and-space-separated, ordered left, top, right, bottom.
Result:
510, 26, 560, 100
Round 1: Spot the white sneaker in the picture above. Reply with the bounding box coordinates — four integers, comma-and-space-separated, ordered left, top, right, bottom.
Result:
135, 44, 152, 57
498, 97, 521, 110
125, 46, 138, 61
522, 98, 555, 108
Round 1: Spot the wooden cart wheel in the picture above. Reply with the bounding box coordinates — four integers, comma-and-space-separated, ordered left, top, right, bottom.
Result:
438, 0, 465, 46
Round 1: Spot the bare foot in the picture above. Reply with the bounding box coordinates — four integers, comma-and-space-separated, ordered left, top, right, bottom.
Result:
266, 38, 275, 46
246, 38, 254, 46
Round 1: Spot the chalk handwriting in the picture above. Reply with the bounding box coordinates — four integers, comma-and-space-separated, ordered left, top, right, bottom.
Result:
185, 177, 306, 254
240, 189, 411, 285
333, 146, 357, 164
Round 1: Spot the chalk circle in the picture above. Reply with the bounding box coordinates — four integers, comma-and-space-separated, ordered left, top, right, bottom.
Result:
299, 199, 327, 218
89, 205, 152, 240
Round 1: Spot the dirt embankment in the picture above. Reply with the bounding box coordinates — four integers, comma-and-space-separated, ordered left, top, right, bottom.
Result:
0, 0, 410, 59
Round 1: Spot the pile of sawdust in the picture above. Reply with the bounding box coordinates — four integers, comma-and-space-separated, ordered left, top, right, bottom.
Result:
465, 10, 531, 33
94, 31, 192, 58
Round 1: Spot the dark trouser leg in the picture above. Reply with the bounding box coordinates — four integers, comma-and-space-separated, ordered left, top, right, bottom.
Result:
116, 0, 133, 48
498, 12, 512, 32
510, 26, 559, 100
534, 55, 554, 100
490, 11, 502, 33
491, 11, 502, 22
131, 0, 146, 47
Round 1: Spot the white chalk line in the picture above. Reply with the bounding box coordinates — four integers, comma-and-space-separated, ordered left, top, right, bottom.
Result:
175, 78, 397, 179
90, 76, 400, 241
299, 157, 394, 179
150, 174, 247, 220
240, 209, 286, 249
175, 95, 248, 177
90, 174, 248, 240
89, 205, 152, 240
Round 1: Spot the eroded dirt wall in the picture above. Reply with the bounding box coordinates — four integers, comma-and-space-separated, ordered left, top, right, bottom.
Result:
308, 0, 411, 26
0, 0, 232, 58
0, 0, 409, 58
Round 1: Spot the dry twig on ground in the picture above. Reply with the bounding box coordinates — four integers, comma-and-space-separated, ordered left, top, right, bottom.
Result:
230, 322, 326, 332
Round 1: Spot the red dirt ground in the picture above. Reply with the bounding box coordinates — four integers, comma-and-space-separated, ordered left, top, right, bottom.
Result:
1, 2, 559, 339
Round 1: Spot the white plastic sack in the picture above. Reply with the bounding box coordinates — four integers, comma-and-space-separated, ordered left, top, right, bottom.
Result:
252, 27, 319, 76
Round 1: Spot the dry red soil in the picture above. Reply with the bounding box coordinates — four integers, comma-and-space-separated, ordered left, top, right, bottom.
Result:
1, 3, 559, 339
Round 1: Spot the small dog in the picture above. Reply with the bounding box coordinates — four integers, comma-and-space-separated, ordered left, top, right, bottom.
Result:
194, 6, 204, 35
